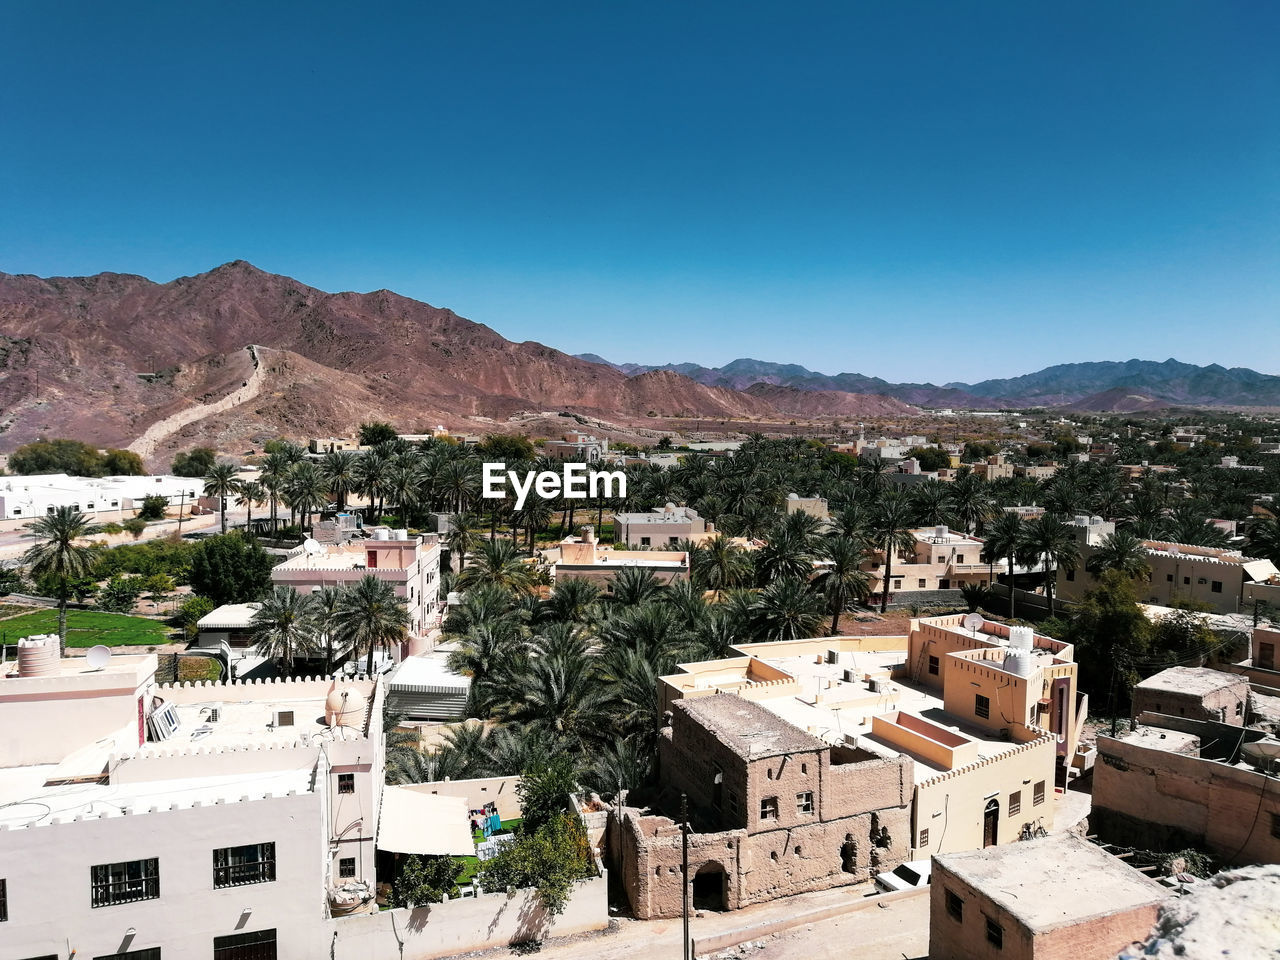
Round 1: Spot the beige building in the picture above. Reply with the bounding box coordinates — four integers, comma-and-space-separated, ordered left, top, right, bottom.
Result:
784, 493, 830, 520
1131, 667, 1250, 725
930, 834, 1167, 960
970, 455, 1015, 481
542, 430, 608, 461
614, 503, 708, 547
612, 695, 914, 919
656, 614, 1082, 863
865, 525, 994, 598
1093, 716, 1280, 865
270, 527, 443, 642
1059, 517, 1279, 614
540, 526, 689, 588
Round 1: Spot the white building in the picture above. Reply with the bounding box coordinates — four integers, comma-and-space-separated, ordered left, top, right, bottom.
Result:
0, 473, 202, 522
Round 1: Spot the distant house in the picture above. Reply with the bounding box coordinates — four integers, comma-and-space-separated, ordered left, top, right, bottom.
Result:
540, 526, 689, 588
614, 503, 707, 547
864, 525, 994, 597
542, 430, 608, 461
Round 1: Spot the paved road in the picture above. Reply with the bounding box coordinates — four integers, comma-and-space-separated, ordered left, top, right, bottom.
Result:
476, 885, 928, 960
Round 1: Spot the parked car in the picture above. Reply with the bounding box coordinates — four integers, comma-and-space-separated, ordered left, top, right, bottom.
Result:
874, 859, 932, 893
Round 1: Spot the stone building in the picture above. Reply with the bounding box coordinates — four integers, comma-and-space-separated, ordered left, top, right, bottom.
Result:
931, 834, 1167, 960
1131, 667, 1250, 726
612, 695, 913, 919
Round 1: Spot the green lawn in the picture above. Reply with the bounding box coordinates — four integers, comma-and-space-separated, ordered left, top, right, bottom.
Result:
0, 609, 173, 647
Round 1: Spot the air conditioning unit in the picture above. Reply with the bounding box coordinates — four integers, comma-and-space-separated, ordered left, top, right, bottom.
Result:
843, 668, 857, 683
867, 679, 882, 693
273, 710, 295, 728
207, 704, 222, 723
826, 650, 841, 664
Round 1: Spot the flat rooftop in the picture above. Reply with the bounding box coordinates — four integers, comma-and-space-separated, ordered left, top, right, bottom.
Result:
1135, 666, 1247, 696
1111, 725, 1200, 755
677, 695, 826, 760
935, 834, 1167, 931
756, 651, 1024, 783
167, 691, 370, 748
0, 763, 314, 829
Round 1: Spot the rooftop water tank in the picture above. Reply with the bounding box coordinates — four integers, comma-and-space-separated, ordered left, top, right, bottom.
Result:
18, 634, 58, 677
935, 525, 947, 540
325, 685, 369, 728
393, 528, 408, 540
1002, 649, 1034, 678
374, 527, 390, 541
1008, 625, 1035, 650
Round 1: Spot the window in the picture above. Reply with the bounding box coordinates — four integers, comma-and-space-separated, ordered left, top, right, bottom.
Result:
1271, 812, 1280, 840
1009, 791, 1021, 817
1236, 701, 1244, 717
760, 797, 779, 820
95, 951, 161, 960
1183, 576, 1190, 586
640, 537, 651, 546
1065, 569, 1075, 582
1261, 642, 1276, 670
928, 655, 940, 676
1211, 581, 1223, 594
1033, 780, 1046, 806
985, 916, 1004, 948
213, 843, 276, 887
0, 877, 5, 922
214, 929, 277, 960
338, 857, 356, 879
727, 791, 741, 822
669, 536, 679, 545
892, 579, 902, 590
338, 773, 355, 794
91, 858, 159, 907
975, 694, 991, 720
796, 791, 814, 815
918, 828, 929, 848
1166, 574, 1174, 582
945, 889, 964, 922
918, 578, 927, 588
956, 554, 965, 564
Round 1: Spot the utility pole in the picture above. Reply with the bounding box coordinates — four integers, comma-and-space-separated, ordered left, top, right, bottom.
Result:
681, 792, 690, 960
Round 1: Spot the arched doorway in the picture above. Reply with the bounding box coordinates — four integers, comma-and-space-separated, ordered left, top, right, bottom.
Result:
692, 861, 727, 911
983, 798, 999, 847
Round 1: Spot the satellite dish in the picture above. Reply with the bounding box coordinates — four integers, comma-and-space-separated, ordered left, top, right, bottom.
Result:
86, 645, 112, 670
962, 613, 985, 633
303, 538, 323, 556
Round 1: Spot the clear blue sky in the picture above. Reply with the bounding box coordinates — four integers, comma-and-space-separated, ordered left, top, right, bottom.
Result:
2, 1, 1277, 382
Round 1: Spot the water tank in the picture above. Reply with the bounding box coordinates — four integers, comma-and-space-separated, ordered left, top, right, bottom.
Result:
1008, 625, 1035, 650
18, 634, 58, 677
935, 525, 947, 540
393, 528, 409, 540
325, 686, 369, 728
1002, 650, 1033, 677
1073, 515, 1090, 526
374, 527, 390, 541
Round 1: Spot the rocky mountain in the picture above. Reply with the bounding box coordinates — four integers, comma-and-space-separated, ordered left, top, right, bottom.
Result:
584, 355, 1280, 410
742, 383, 921, 418
0, 262, 783, 464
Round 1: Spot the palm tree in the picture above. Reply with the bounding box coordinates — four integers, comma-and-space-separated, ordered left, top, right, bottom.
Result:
354, 450, 391, 523
332, 574, 413, 675
691, 534, 753, 596
235, 480, 265, 538
284, 461, 329, 534
260, 451, 291, 536
1023, 513, 1079, 617
609, 566, 663, 606
319, 450, 360, 513
1086, 530, 1151, 580
308, 585, 345, 675
457, 539, 537, 593
911, 480, 954, 528
541, 577, 603, 624
748, 576, 825, 641
947, 473, 995, 535
203, 461, 240, 535
250, 586, 318, 674
22, 506, 98, 655
815, 537, 871, 635
445, 511, 483, 573
1245, 515, 1280, 566
981, 511, 1025, 620
870, 490, 917, 613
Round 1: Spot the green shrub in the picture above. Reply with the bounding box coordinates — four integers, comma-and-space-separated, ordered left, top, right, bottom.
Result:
475, 813, 594, 915
137, 495, 168, 521
389, 855, 463, 907
123, 517, 147, 538
98, 575, 145, 613
100, 522, 124, 535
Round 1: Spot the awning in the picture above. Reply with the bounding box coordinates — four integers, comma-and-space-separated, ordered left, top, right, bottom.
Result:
377, 787, 475, 856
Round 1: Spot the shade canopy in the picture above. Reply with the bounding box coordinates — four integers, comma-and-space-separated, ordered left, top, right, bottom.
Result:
377, 787, 475, 856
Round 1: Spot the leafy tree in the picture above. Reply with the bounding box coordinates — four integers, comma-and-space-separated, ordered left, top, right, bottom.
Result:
389, 855, 463, 907
0, 567, 27, 596
1061, 571, 1153, 708
478, 433, 535, 462
22, 506, 99, 654
906, 446, 951, 472
179, 595, 215, 638
137, 494, 168, 522
188, 533, 274, 606
1244, 516, 1280, 566
962, 441, 998, 462
171, 447, 217, 478
517, 756, 580, 833
358, 421, 398, 446
10, 438, 106, 476
475, 812, 593, 915
102, 449, 145, 475
98, 575, 145, 613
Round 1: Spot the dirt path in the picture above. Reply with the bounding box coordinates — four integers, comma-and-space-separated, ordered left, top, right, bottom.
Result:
127, 344, 265, 460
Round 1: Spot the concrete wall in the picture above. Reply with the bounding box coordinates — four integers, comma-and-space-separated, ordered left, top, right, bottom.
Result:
329, 872, 609, 960
930, 861, 1163, 960
1, 792, 327, 960
1131, 678, 1250, 726
1093, 732, 1280, 864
